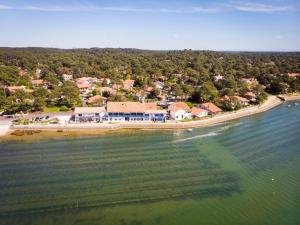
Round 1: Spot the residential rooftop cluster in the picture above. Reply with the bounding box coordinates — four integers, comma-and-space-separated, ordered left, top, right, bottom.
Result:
0, 49, 299, 117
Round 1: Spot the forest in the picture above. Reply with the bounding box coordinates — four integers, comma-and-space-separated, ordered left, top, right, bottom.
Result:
0, 47, 299, 114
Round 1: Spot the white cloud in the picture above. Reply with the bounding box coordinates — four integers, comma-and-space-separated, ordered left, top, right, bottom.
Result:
232, 2, 292, 12
0, 4, 11, 10
0, 4, 221, 14
0, 2, 297, 14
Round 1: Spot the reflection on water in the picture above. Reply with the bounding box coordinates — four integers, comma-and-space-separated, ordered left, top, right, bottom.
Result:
0, 101, 299, 225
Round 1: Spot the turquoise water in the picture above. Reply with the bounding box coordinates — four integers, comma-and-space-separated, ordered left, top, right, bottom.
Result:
0, 101, 299, 225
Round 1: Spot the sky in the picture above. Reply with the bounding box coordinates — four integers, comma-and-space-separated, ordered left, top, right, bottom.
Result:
0, 0, 299, 51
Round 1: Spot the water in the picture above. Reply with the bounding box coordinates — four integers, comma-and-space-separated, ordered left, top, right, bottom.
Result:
0, 101, 299, 225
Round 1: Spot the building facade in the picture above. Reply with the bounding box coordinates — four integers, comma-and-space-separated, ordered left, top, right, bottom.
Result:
105, 102, 167, 122
73, 107, 106, 123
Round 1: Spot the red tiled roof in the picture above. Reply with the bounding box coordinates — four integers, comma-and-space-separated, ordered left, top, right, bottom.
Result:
107, 102, 157, 113
88, 95, 104, 104
77, 83, 91, 89
234, 96, 249, 102
31, 79, 44, 85
288, 73, 300, 77
220, 95, 231, 101
122, 80, 135, 89
200, 102, 222, 113
170, 102, 191, 113
191, 107, 207, 116
245, 92, 256, 98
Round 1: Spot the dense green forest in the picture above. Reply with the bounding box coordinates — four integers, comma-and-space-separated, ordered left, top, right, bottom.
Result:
0, 47, 299, 114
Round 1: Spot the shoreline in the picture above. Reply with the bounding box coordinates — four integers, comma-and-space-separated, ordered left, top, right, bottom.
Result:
1, 94, 299, 141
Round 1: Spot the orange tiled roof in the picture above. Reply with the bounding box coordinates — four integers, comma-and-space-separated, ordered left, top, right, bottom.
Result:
170, 102, 191, 113
191, 107, 207, 115
288, 73, 300, 77
122, 80, 135, 89
200, 102, 222, 113
107, 102, 157, 113
77, 83, 91, 89
31, 79, 44, 85
88, 95, 103, 104
245, 92, 256, 98
234, 96, 249, 102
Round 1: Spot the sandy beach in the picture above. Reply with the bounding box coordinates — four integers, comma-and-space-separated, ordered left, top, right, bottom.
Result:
1, 93, 299, 140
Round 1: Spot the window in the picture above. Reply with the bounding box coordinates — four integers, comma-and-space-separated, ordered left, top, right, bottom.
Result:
78, 114, 82, 117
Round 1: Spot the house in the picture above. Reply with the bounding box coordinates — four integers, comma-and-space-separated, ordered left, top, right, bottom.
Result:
62, 74, 73, 81
242, 78, 258, 86
191, 107, 208, 118
214, 75, 224, 81
35, 68, 42, 78
245, 92, 256, 102
106, 102, 167, 122
31, 79, 44, 85
145, 86, 154, 93
5, 86, 33, 94
101, 87, 117, 96
173, 73, 183, 79
199, 102, 222, 115
155, 81, 165, 90
233, 96, 250, 106
87, 95, 106, 106
77, 83, 94, 95
73, 107, 106, 123
112, 84, 122, 90
76, 77, 98, 85
288, 73, 300, 78
134, 90, 147, 102
122, 80, 135, 90
99, 78, 111, 85
169, 102, 191, 120
18, 67, 27, 76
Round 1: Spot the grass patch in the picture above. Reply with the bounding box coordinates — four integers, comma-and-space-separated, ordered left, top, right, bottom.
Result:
43, 106, 62, 113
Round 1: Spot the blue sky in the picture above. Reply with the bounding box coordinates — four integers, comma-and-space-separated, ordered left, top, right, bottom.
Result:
0, 0, 299, 51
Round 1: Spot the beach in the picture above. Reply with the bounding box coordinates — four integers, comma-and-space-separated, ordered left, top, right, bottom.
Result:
1, 94, 299, 140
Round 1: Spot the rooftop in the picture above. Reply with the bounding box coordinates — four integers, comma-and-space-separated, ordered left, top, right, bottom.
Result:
107, 102, 157, 113
170, 102, 191, 113
74, 107, 105, 114
200, 102, 222, 113
191, 107, 207, 115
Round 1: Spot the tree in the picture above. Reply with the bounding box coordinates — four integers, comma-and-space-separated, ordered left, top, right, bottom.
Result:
33, 97, 46, 111
191, 81, 218, 103
59, 81, 81, 108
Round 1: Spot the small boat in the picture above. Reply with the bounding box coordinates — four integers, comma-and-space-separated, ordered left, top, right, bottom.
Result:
187, 128, 193, 132
287, 105, 291, 107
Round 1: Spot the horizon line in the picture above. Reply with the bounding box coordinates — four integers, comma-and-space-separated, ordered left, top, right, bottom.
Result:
0, 46, 299, 53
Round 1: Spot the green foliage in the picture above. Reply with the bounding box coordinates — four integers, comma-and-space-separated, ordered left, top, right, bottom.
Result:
0, 65, 19, 85
0, 48, 299, 113
59, 105, 69, 111
191, 81, 219, 103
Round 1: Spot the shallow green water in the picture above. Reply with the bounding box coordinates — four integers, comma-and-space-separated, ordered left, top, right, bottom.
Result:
0, 101, 300, 225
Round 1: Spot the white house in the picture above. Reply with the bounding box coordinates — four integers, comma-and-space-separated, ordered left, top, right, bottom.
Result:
62, 74, 73, 81
106, 102, 167, 122
73, 107, 106, 123
169, 102, 191, 120
191, 107, 208, 118
155, 81, 165, 90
